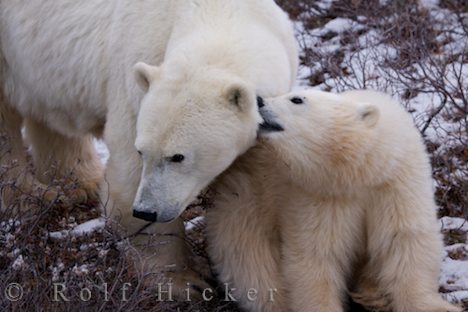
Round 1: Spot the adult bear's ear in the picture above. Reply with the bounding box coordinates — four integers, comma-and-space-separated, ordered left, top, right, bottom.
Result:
357, 103, 380, 127
134, 62, 161, 92
224, 82, 253, 111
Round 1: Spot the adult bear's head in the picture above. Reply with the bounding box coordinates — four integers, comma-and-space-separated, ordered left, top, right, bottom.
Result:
131, 62, 262, 223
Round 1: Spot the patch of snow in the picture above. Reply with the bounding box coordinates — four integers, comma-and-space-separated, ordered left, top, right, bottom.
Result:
419, 0, 440, 9
444, 290, 468, 304
440, 257, 468, 292
50, 261, 65, 282
0, 219, 20, 233
98, 249, 109, 258
72, 264, 89, 276
445, 62, 467, 89
316, 0, 334, 10
79, 242, 99, 251
49, 218, 106, 240
49, 230, 68, 240
445, 243, 468, 253
440, 217, 468, 232
357, 29, 382, 47
322, 18, 361, 34
185, 216, 205, 232
12, 255, 25, 270
439, 217, 468, 303
295, 65, 312, 87
408, 92, 437, 116
72, 218, 106, 235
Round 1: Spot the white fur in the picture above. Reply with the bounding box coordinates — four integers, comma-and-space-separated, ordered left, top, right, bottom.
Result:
0, 0, 297, 289
206, 90, 460, 312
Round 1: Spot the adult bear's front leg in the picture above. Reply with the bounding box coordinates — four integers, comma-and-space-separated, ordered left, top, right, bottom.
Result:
25, 118, 103, 204
102, 109, 208, 299
0, 95, 59, 209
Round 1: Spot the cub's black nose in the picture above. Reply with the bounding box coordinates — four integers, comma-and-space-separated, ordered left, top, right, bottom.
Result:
133, 210, 158, 222
257, 96, 265, 108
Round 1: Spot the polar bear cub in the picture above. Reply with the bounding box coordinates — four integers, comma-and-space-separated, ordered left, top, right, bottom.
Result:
206, 90, 459, 312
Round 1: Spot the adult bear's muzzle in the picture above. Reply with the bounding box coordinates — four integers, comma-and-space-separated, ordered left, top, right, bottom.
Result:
132, 209, 158, 222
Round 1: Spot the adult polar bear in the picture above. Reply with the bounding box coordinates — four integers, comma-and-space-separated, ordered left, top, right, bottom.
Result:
0, 0, 297, 289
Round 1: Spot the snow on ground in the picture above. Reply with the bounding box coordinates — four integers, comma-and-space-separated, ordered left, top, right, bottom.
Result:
72, 218, 106, 235
420, 0, 441, 9
440, 217, 468, 305
441, 217, 468, 233
49, 218, 105, 240
184, 216, 205, 232
441, 257, 468, 291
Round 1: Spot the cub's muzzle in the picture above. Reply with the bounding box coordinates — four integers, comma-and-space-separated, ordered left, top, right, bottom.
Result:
258, 99, 284, 133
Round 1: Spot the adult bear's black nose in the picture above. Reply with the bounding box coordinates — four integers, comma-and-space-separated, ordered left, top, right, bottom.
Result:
133, 210, 158, 222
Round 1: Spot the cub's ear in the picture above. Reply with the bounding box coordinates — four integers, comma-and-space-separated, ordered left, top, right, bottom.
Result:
224, 83, 254, 111
357, 103, 379, 127
134, 62, 161, 92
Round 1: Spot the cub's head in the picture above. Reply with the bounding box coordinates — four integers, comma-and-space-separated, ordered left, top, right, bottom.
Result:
258, 90, 380, 189
132, 62, 262, 223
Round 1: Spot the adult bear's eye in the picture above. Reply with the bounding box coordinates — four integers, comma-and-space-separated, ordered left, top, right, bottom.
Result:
290, 97, 303, 105
170, 154, 185, 163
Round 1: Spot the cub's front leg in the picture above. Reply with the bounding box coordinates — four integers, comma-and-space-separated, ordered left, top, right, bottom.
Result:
281, 200, 363, 312
206, 173, 286, 312
282, 242, 345, 312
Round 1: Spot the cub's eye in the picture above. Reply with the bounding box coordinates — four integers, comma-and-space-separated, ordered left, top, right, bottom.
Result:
290, 97, 304, 105
137, 150, 142, 156
170, 154, 185, 163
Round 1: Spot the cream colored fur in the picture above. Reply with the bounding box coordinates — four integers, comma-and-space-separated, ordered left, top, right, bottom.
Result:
0, 0, 297, 292
207, 90, 460, 312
